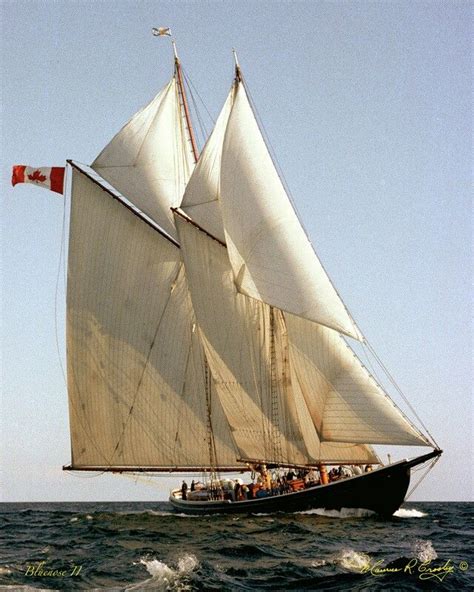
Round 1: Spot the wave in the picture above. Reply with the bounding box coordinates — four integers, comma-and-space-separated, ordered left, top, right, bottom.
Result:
146, 510, 214, 519
411, 539, 437, 562
0, 569, 12, 577
298, 507, 376, 518
0, 587, 56, 591
311, 548, 371, 572
125, 554, 198, 591
393, 508, 427, 518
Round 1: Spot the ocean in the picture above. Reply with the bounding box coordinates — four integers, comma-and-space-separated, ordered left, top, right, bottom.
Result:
0, 501, 472, 591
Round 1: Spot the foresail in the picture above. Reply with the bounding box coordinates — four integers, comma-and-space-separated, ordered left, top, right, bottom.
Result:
285, 312, 430, 447
174, 211, 317, 466
92, 78, 194, 239
219, 82, 362, 340
67, 166, 238, 469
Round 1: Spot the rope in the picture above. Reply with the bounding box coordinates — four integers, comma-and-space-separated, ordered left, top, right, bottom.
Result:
363, 337, 440, 448
405, 455, 441, 500
182, 69, 212, 148
181, 67, 215, 126
54, 166, 69, 390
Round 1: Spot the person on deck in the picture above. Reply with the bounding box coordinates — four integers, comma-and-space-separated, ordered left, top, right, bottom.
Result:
234, 481, 241, 501
190, 480, 195, 491
181, 480, 188, 500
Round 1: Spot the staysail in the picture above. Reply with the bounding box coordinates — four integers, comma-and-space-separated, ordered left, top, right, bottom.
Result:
92, 77, 194, 239
285, 313, 430, 446
66, 164, 239, 470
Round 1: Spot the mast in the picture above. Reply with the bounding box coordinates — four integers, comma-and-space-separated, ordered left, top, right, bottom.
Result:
173, 40, 200, 164
233, 49, 242, 82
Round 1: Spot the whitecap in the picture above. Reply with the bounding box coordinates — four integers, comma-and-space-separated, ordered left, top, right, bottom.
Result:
333, 548, 371, 572
126, 554, 199, 591
411, 539, 437, 562
147, 510, 211, 518
393, 508, 427, 518
298, 507, 376, 518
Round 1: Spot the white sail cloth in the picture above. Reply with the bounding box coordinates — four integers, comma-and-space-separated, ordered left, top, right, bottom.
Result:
174, 212, 380, 465
178, 77, 430, 452
67, 167, 238, 469
219, 83, 362, 340
181, 81, 360, 339
175, 212, 312, 465
180, 89, 233, 242
285, 313, 430, 446
92, 78, 194, 239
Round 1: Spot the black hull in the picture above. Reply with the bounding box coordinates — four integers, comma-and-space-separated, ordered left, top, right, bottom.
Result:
169, 450, 441, 517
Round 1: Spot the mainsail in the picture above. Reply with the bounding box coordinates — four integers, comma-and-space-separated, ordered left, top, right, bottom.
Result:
174, 211, 381, 465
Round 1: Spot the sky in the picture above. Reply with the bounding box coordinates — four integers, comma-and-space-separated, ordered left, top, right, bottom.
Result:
1, 0, 472, 502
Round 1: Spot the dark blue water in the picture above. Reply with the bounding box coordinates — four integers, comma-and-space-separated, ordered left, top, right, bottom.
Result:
0, 502, 472, 590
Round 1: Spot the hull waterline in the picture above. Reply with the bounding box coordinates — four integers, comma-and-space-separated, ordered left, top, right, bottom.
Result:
169, 450, 441, 517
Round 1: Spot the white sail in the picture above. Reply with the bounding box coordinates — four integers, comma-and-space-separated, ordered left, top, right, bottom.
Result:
289, 367, 380, 464
285, 312, 430, 446
219, 82, 362, 340
174, 211, 317, 466
67, 166, 239, 469
177, 78, 428, 455
179, 89, 234, 242
92, 78, 194, 239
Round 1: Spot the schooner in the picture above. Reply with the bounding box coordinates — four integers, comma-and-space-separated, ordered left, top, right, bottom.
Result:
16, 36, 441, 516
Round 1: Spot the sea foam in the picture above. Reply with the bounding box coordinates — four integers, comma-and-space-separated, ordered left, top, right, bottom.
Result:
126, 554, 198, 591
311, 548, 372, 572
393, 508, 427, 518
411, 539, 437, 562
298, 507, 376, 518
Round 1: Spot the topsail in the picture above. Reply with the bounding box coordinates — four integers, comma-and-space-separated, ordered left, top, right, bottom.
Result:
92, 78, 194, 239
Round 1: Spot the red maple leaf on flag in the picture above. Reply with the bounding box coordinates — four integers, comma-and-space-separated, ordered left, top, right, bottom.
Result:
28, 170, 47, 183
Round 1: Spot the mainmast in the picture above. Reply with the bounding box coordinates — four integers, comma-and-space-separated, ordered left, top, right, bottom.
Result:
233, 48, 242, 83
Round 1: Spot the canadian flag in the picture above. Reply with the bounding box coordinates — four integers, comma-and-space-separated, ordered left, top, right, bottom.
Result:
12, 165, 65, 195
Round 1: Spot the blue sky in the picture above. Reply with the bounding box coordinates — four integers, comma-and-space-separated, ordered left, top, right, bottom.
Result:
1, 0, 472, 502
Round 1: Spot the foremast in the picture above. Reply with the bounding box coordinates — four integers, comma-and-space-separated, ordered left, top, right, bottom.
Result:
173, 40, 200, 164
173, 38, 224, 484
